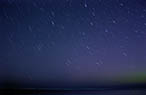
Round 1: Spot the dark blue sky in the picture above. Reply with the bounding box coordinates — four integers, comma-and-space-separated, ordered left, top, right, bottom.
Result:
1, 0, 146, 88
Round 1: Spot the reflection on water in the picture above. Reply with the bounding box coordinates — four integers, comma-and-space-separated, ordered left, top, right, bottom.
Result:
19, 90, 146, 95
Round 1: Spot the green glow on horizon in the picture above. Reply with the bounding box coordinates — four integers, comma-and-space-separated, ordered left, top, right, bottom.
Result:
116, 72, 146, 83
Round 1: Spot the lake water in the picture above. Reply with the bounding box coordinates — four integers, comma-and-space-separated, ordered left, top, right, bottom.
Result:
18, 89, 146, 95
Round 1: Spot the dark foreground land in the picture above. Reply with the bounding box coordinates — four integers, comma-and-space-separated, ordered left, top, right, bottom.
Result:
1, 89, 146, 95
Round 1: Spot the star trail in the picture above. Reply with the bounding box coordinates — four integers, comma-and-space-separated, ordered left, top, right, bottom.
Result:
1, 0, 146, 88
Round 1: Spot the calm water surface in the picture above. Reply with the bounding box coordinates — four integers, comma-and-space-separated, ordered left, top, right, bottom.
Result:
19, 89, 146, 95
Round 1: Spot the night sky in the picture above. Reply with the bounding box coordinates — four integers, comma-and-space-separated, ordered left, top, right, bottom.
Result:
1, 0, 146, 88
